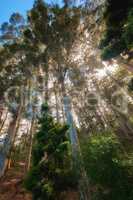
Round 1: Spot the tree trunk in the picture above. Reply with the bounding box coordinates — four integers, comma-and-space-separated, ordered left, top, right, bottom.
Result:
7, 104, 23, 170
0, 109, 8, 135
53, 82, 60, 122
60, 70, 91, 200
44, 66, 49, 103
27, 107, 36, 171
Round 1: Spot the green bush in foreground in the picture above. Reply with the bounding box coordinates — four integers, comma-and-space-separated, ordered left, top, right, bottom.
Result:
82, 133, 133, 200
24, 104, 78, 200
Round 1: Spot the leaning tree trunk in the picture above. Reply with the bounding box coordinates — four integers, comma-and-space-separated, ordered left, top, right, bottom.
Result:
0, 103, 23, 177
26, 72, 38, 171
7, 104, 23, 169
0, 96, 5, 125
27, 113, 36, 171
0, 109, 8, 135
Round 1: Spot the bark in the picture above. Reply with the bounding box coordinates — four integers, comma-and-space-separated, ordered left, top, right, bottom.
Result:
60, 73, 79, 152
0, 96, 5, 124
0, 109, 8, 135
44, 66, 49, 102
6, 104, 24, 170
53, 82, 60, 122
0, 104, 23, 177
59, 69, 91, 200
27, 108, 36, 171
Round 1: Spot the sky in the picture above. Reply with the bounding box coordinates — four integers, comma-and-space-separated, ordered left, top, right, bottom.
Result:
0, 0, 63, 24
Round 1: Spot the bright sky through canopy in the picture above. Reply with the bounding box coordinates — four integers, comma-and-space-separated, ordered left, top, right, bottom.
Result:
0, 0, 34, 24
0, 0, 63, 24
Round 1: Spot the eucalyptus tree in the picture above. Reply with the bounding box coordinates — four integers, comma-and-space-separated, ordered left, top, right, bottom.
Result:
0, 13, 42, 174
26, 1, 92, 199
27, 0, 81, 145
0, 12, 25, 42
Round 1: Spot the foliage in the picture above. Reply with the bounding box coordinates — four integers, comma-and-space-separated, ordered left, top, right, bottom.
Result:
123, 8, 133, 49
24, 104, 78, 200
101, 44, 124, 60
0, 12, 24, 42
82, 132, 133, 200
99, 0, 133, 60
27, 0, 81, 61
0, 0, 81, 101
128, 78, 133, 91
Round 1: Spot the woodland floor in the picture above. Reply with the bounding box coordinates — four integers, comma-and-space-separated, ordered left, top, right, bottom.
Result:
0, 161, 32, 200
0, 161, 79, 200
0, 153, 79, 200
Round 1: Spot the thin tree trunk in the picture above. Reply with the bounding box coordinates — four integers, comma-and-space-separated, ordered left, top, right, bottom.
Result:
54, 82, 60, 122
7, 104, 23, 170
44, 66, 49, 102
0, 109, 8, 135
27, 107, 36, 171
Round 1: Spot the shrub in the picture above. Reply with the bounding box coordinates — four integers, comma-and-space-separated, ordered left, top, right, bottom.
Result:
82, 133, 133, 200
101, 45, 121, 60
24, 104, 78, 200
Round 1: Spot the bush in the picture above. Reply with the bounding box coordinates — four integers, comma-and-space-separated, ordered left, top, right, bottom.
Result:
24, 104, 78, 200
82, 133, 133, 200
101, 45, 122, 60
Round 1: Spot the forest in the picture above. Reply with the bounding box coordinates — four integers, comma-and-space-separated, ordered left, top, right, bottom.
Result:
0, 0, 133, 199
